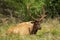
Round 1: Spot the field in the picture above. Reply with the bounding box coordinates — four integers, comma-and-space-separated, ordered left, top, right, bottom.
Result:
0, 18, 60, 40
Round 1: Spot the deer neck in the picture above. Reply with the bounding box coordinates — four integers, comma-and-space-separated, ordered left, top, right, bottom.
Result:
30, 21, 40, 34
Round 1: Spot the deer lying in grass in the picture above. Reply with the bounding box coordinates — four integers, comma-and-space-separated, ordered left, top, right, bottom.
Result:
6, 21, 34, 35
6, 5, 46, 35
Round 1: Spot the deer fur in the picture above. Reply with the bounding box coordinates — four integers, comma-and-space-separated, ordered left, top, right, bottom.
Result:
6, 21, 41, 35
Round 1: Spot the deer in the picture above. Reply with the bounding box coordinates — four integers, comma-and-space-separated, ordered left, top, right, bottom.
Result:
6, 4, 47, 35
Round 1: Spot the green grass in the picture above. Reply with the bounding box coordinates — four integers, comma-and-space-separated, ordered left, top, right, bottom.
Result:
0, 18, 60, 40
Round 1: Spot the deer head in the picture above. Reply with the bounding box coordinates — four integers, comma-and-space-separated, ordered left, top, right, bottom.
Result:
27, 4, 47, 34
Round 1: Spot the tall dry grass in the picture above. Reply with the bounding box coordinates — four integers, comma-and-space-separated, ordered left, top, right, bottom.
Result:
0, 18, 60, 40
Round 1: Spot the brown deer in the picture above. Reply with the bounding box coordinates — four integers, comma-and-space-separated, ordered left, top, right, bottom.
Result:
26, 4, 47, 34
6, 4, 46, 35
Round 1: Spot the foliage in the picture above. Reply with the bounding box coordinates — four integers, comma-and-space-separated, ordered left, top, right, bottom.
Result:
0, 0, 60, 21
45, 0, 60, 18
0, 0, 45, 21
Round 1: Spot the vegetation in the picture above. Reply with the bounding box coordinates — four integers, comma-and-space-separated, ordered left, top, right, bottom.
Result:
0, 0, 60, 40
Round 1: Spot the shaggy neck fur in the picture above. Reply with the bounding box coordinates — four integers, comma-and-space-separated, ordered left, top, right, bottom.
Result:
30, 21, 41, 34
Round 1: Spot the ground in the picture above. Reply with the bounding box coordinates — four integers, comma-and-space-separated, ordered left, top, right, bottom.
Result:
0, 18, 60, 40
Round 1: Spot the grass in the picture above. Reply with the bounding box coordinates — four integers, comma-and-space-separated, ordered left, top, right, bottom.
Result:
0, 18, 60, 40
